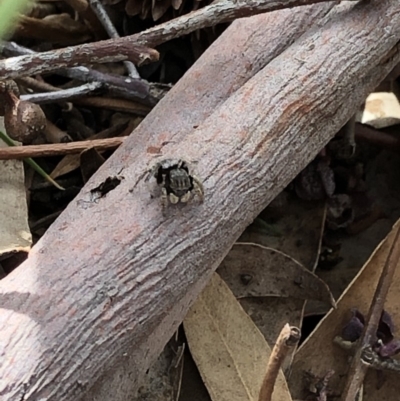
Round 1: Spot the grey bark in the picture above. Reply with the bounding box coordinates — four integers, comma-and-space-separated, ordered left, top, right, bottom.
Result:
0, 1, 399, 401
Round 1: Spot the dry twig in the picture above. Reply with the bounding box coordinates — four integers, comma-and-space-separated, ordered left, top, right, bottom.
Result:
0, 42, 158, 80
16, 76, 59, 93
355, 123, 400, 153
0, 137, 126, 159
73, 97, 151, 115
1, 42, 160, 105
88, 0, 139, 78
21, 82, 103, 104
340, 225, 400, 401
258, 324, 300, 401
0, 0, 337, 80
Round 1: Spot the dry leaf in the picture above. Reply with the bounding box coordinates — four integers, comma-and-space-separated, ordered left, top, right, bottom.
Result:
50, 154, 81, 179
316, 219, 396, 312
152, 0, 172, 20
218, 243, 335, 306
233, 200, 326, 370
240, 196, 325, 271
184, 273, 292, 401
171, 0, 182, 10
239, 297, 302, 356
125, 0, 143, 17
80, 148, 105, 183
315, 145, 400, 315
15, 14, 92, 45
0, 118, 32, 256
289, 219, 400, 401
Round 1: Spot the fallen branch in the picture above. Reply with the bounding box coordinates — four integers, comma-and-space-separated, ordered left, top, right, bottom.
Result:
137, 0, 336, 47
0, 41, 159, 80
0, 0, 336, 79
1, 42, 159, 105
0, 137, 126, 159
1, 2, 398, 401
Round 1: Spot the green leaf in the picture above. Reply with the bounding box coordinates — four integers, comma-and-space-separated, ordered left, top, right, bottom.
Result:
0, 0, 31, 40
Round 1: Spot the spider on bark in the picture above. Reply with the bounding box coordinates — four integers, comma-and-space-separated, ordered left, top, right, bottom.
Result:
146, 158, 204, 209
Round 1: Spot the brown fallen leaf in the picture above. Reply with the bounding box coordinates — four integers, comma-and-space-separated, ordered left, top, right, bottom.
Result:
234, 198, 327, 371
288, 219, 400, 401
239, 297, 303, 374
80, 148, 106, 183
15, 14, 92, 45
240, 196, 326, 271
184, 273, 292, 401
217, 243, 335, 307
152, 0, 171, 21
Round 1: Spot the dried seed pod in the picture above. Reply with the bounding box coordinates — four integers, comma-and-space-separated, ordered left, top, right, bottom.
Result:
4, 91, 47, 144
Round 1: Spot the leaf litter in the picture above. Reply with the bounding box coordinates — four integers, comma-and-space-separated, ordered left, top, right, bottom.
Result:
183, 273, 293, 401
289, 220, 400, 401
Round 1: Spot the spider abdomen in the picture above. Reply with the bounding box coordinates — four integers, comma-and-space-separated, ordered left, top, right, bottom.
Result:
147, 158, 204, 210
167, 169, 193, 197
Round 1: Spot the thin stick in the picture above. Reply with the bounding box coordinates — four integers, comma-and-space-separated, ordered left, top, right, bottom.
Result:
20, 82, 103, 104
340, 224, 400, 401
0, 41, 158, 80
0, 137, 126, 159
1, 42, 159, 105
0, 131, 64, 190
0, 0, 337, 80
360, 345, 400, 372
88, 0, 139, 78
355, 123, 400, 153
138, 0, 336, 47
73, 97, 151, 115
258, 324, 301, 401
16, 76, 59, 93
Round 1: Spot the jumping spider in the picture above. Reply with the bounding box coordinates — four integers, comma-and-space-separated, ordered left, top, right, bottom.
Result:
147, 158, 204, 209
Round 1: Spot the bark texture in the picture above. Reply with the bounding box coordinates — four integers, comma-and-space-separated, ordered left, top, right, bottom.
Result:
1, 2, 399, 401
0, 42, 159, 79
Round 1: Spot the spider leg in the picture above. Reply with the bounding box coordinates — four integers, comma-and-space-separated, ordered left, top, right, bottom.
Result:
191, 176, 204, 202
145, 164, 158, 182
178, 159, 190, 171
180, 191, 191, 203
161, 187, 169, 209
169, 193, 180, 204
